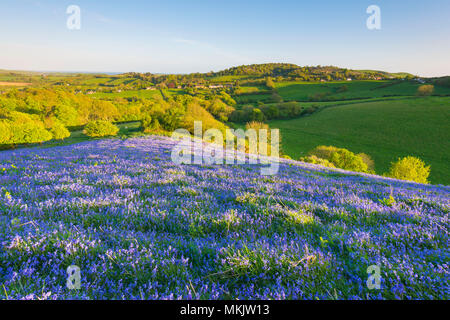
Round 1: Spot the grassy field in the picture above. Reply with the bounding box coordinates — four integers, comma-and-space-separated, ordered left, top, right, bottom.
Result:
92, 89, 163, 99
274, 80, 450, 102
270, 97, 450, 185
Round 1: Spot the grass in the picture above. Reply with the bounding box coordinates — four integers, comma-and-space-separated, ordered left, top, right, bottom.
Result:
92, 89, 163, 99
274, 80, 450, 102
270, 97, 450, 185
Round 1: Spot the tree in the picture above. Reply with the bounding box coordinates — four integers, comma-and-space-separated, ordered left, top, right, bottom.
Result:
207, 99, 234, 122
417, 85, 434, 96
388, 156, 430, 184
53, 104, 79, 126
50, 122, 70, 140
89, 100, 119, 121
0, 121, 12, 145
10, 122, 52, 145
266, 77, 275, 90
83, 120, 119, 138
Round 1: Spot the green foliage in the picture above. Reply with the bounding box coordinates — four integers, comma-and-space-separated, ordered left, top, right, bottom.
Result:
10, 122, 52, 145
307, 145, 369, 172
182, 100, 227, 134
53, 104, 80, 127
83, 120, 119, 138
206, 99, 234, 122
308, 146, 340, 160
300, 155, 336, 168
266, 77, 275, 89
0, 121, 12, 145
388, 156, 430, 184
250, 108, 265, 122
329, 149, 368, 172
49, 122, 70, 141
89, 100, 119, 121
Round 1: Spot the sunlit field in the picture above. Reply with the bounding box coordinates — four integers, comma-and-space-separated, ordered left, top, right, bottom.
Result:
0, 136, 448, 299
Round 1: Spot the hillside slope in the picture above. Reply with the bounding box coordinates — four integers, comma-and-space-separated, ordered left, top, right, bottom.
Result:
271, 97, 450, 185
0, 136, 448, 299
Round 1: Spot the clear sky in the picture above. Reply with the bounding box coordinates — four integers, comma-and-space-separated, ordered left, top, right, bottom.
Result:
0, 0, 449, 76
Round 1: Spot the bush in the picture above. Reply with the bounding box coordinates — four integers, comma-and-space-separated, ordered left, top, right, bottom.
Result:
245, 121, 279, 156
417, 85, 434, 96
83, 120, 119, 138
250, 108, 266, 122
266, 77, 275, 89
308, 145, 371, 173
50, 122, 70, 140
330, 149, 368, 172
358, 153, 375, 172
388, 156, 430, 184
308, 145, 340, 160
300, 155, 335, 168
245, 121, 269, 132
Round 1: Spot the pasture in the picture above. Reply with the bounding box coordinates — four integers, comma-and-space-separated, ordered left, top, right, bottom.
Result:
274, 80, 450, 102
270, 97, 450, 185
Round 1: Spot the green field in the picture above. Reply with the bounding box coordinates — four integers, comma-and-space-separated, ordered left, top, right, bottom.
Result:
274, 80, 450, 102
92, 89, 163, 99
270, 97, 450, 185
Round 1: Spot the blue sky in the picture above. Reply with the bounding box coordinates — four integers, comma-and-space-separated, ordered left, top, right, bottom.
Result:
0, 0, 449, 76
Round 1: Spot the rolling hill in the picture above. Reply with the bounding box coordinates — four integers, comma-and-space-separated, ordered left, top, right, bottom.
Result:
271, 97, 450, 185
0, 136, 448, 299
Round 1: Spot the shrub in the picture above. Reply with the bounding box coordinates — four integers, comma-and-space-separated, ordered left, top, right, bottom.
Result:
330, 149, 368, 172
308, 145, 371, 173
250, 108, 266, 122
245, 121, 280, 156
417, 85, 434, 96
308, 146, 340, 160
266, 77, 275, 89
49, 122, 70, 140
300, 155, 335, 168
358, 153, 375, 172
83, 120, 119, 138
141, 114, 161, 134
245, 121, 269, 132
388, 156, 430, 184
207, 99, 234, 122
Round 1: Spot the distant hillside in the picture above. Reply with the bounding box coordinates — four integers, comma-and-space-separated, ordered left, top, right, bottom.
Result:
212, 63, 415, 82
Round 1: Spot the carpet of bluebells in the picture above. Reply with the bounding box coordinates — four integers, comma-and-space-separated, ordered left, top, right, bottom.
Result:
0, 136, 448, 300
